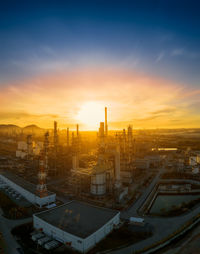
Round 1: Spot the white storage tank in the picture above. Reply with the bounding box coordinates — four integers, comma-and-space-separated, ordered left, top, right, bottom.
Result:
18, 141, 27, 151
189, 156, 197, 166
192, 167, 199, 174
91, 171, 106, 195
16, 150, 22, 158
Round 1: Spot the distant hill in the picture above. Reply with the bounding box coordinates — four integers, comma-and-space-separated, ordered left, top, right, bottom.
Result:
0, 124, 21, 134
22, 124, 45, 135
23, 124, 42, 131
0, 124, 46, 136
0, 124, 20, 129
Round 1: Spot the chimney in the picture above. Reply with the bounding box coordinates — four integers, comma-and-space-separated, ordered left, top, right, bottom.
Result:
76, 124, 79, 137
67, 128, 69, 147
105, 107, 108, 136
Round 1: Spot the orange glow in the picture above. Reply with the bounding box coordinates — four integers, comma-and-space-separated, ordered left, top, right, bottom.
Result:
0, 68, 198, 129
76, 101, 105, 129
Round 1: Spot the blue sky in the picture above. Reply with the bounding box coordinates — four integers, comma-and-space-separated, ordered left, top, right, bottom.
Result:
0, 0, 200, 85
0, 0, 200, 128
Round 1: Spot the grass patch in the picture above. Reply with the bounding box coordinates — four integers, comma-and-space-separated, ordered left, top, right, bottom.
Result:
0, 232, 7, 254
151, 197, 200, 217
89, 224, 152, 253
0, 191, 35, 219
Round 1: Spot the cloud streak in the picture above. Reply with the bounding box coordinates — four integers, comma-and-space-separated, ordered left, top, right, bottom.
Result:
0, 67, 199, 129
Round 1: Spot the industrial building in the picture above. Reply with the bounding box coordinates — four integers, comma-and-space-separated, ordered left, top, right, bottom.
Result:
0, 171, 56, 207
65, 107, 136, 204
16, 138, 43, 159
33, 201, 120, 253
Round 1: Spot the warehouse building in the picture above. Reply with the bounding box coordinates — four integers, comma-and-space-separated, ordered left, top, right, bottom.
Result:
33, 201, 120, 253
0, 171, 56, 207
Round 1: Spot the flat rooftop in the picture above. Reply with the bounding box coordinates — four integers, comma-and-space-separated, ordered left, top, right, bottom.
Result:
0, 170, 54, 197
34, 201, 119, 238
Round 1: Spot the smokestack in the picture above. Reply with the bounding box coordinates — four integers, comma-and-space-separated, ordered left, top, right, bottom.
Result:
44, 132, 49, 172
67, 128, 69, 147
128, 125, 132, 140
127, 125, 133, 162
27, 135, 32, 158
72, 131, 79, 171
99, 122, 104, 138
53, 121, 58, 173
54, 121, 57, 133
76, 124, 79, 137
123, 129, 126, 153
105, 107, 108, 136
54, 121, 58, 147
114, 144, 121, 189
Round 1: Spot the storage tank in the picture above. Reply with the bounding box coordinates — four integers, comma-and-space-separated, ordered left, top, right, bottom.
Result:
189, 156, 197, 166
20, 151, 27, 159
192, 167, 199, 174
16, 150, 22, 158
91, 171, 106, 195
18, 141, 27, 151
91, 159, 106, 195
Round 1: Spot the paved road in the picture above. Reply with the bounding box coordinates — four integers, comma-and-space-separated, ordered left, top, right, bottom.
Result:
122, 167, 164, 219
107, 167, 200, 254
108, 207, 200, 254
0, 209, 32, 254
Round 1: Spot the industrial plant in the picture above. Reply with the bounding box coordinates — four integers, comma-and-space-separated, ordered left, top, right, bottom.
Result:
1, 107, 200, 254
33, 201, 120, 253
4, 107, 148, 207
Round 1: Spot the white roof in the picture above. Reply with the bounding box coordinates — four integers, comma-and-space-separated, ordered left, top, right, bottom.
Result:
46, 203, 56, 209
129, 217, 144, 223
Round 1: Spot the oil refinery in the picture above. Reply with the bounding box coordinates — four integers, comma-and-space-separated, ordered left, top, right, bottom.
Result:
1, 107, 200, 254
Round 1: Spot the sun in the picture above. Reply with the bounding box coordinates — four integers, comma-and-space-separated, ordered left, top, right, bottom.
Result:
76, 101, 105, 129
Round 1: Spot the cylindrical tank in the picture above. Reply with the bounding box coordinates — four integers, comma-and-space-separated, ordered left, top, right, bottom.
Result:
91, 171, 106, 195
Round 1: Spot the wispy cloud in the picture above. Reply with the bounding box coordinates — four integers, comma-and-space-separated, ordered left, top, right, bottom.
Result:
155, 51, 165, 63
151, 107, 176, 115
171, 48, 185, 56
10, 57, 70, 74
0, 67, 198, 128
171, 48, 200, 59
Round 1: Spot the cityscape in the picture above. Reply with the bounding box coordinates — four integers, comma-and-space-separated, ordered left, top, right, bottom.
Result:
1, 1, 200, 254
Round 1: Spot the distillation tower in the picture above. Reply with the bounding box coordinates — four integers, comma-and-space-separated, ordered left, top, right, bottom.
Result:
27, 134, 33, 159
36, 132, 49, 198
53, 121, 58, 174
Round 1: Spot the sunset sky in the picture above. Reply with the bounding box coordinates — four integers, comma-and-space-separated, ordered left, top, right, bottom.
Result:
0, 0, 200, 130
